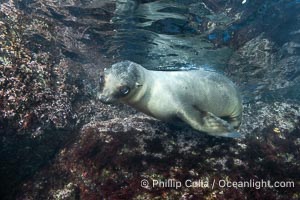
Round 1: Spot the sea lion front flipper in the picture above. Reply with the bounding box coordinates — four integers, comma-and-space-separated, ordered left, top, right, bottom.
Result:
201, 111, 241, 138
178, 107, 241, 138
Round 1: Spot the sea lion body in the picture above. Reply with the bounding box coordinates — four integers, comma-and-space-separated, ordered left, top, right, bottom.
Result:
98, 61, 243, 137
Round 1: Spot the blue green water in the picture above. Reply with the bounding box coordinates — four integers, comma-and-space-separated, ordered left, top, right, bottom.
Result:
58, 0, 300, 103
15, 0, 300, 131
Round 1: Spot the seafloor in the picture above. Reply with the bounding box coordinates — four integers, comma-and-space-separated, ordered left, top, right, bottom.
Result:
0, 0, 299, 199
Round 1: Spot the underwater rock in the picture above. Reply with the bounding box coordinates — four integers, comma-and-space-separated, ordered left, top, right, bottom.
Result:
0, 1, 115, 199
16, 107, 300, 199
241, 101, 300, 136
50, 183, 78, 200
227, 33, 300, 102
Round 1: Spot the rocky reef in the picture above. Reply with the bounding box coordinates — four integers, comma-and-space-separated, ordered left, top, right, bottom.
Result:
16, 109, 300, 199
1, 0, 300, 199
0, 1, 114, 198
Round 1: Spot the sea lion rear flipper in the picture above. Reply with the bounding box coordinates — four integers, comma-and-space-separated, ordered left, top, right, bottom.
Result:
178, 108, 241, 138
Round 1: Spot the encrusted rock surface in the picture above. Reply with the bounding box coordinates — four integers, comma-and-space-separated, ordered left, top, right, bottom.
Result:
0, 1, 114, 198
16, 110, 300, 199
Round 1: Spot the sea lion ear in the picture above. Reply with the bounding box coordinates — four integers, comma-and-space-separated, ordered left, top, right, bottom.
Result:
136, 82, 143, 87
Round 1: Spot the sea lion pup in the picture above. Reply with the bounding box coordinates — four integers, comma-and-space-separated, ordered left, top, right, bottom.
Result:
98, 61, 243, 138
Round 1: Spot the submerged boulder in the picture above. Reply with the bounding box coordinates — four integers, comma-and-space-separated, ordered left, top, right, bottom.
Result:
16, 104, 300, 199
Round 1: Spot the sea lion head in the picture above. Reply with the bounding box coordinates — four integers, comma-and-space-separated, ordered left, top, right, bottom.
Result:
98, 61, 143, 104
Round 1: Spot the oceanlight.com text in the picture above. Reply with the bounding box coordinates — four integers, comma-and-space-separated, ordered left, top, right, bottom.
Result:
140, 178, 295, 190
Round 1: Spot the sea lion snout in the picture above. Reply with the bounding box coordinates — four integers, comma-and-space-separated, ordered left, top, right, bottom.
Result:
97, 93, 114, 104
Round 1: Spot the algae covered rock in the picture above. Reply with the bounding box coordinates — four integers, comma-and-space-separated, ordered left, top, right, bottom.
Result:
16, 110, 300, 199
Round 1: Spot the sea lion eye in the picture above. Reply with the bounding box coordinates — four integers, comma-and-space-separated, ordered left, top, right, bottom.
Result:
119, 86, 130, 96
99, 75, 104, 85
